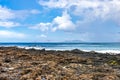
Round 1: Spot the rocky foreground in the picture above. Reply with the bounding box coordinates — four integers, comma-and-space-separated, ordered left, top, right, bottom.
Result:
0, 47, 120, 80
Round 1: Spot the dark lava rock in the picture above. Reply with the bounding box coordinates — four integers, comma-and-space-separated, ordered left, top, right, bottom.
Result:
4, 58, 11, 63
71, 49, 83, 54
0, 63, 2, 66
0, 47, 120, 80
40, 48, 45, 52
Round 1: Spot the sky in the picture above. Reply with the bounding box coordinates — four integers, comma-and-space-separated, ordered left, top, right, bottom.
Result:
0, 0, 120, 42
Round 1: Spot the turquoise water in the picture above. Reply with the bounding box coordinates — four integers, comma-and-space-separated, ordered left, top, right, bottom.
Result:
0, 42, 120, 51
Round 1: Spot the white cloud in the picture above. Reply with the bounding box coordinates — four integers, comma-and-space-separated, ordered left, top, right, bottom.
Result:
31, 11, 75, 32
38, 0, 68, 8
0, 5, 40, 28
0, 6, 15, 20
30, 9, 41, 14
30, 22, 51, 31
0, 21, 20, 28
52, 11, 75, 31
40, 34, 47, 38
0, 30, 26, 38
0, 5, 40, 20
38, 0, 120, 25
0, 6, 20, 28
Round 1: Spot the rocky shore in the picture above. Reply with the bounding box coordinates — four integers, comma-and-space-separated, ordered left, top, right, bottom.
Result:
0, 47, 120, 80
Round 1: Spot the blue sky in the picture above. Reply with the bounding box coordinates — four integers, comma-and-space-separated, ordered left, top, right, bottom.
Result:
0, 0, 120, 42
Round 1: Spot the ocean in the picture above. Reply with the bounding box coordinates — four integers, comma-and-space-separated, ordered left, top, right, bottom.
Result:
0, 42, 120, 53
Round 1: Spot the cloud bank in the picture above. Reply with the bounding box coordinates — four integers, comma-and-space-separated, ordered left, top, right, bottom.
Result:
0, 5, 40, 28
0, 30, 25, 38
37, 0, 120, 31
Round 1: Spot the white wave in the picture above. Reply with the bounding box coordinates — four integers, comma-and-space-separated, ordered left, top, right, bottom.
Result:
18, 46, 43, 50
94, 50, 120, 54
82, 50, 120, 54
21, 46, 120, 54
1, 46, 120, 54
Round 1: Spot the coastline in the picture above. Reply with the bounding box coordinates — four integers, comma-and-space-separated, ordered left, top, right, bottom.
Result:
0, 47, 120, 79
0, 42, 120, 54
2, 45, 120, 54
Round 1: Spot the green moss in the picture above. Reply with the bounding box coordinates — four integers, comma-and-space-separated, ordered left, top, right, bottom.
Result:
108, 60, 119, 65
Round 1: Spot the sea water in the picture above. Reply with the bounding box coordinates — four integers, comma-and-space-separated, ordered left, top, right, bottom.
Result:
0, 42, 120, 53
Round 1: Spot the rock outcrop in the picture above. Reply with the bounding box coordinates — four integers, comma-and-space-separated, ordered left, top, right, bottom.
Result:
0, 47, 120, 80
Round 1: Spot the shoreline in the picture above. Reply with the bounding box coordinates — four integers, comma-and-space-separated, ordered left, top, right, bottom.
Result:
0, 47, 120, 79
15, 46, 120, 54
1, 46, 120, 54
